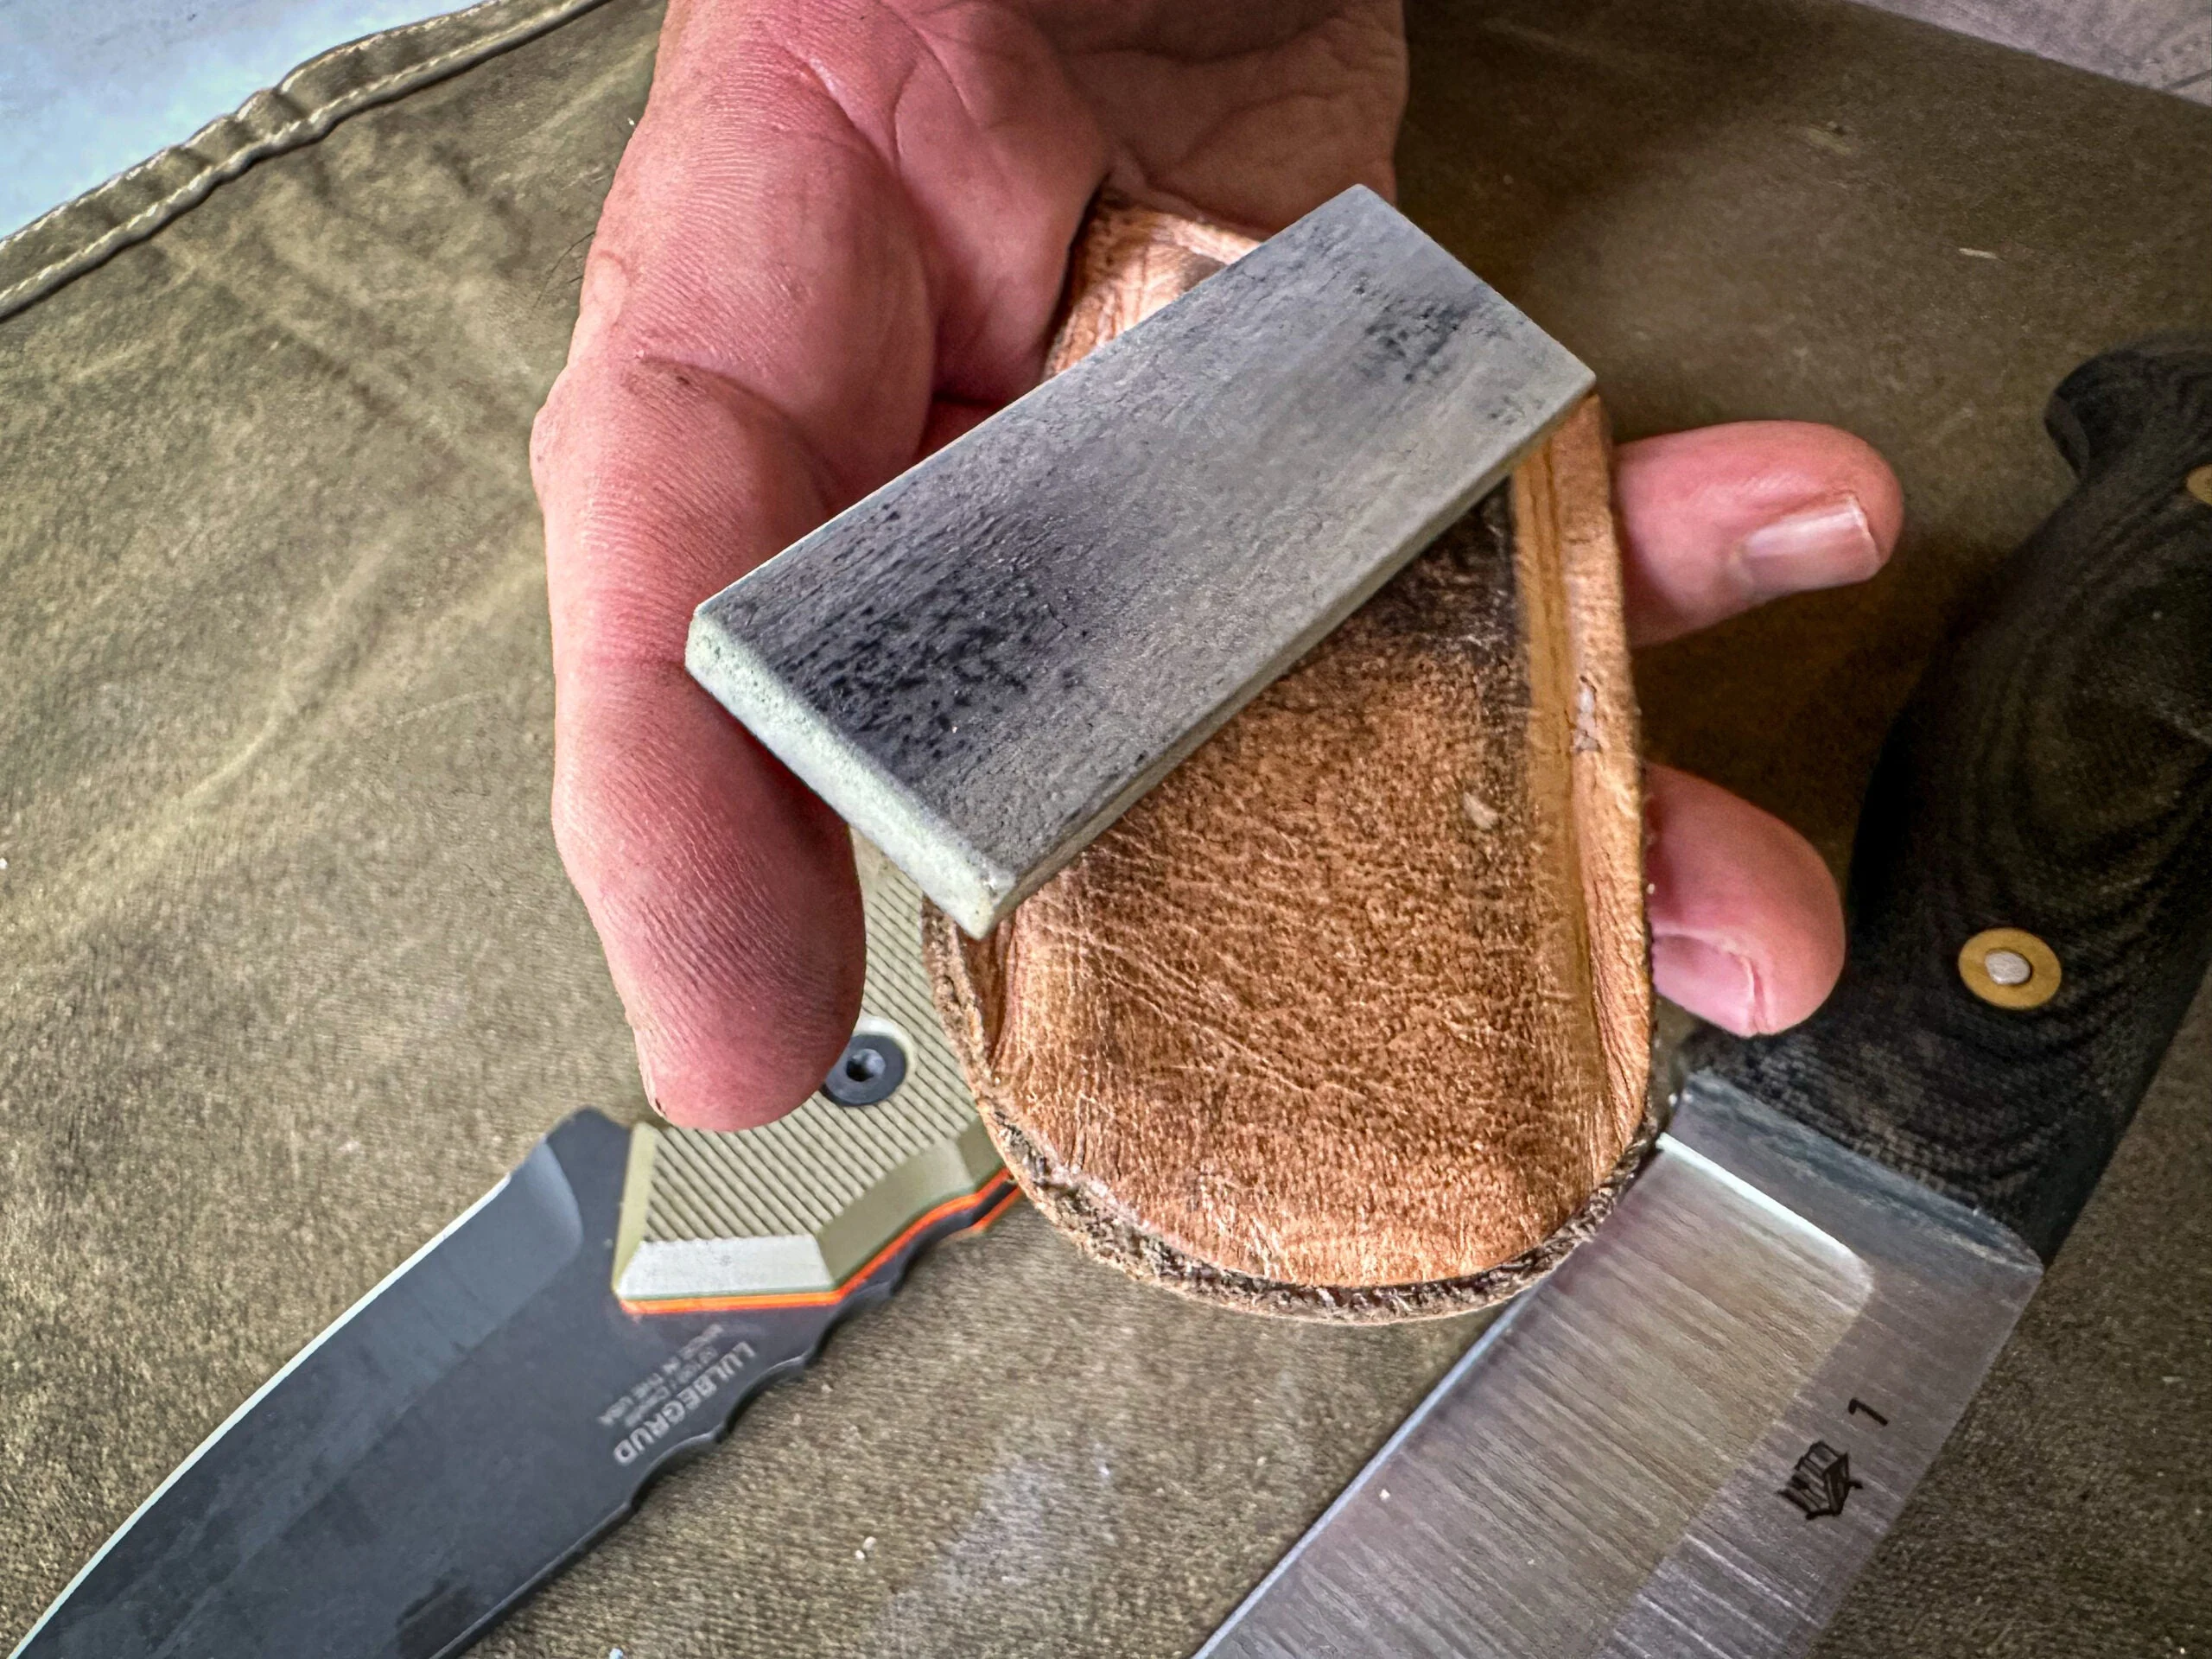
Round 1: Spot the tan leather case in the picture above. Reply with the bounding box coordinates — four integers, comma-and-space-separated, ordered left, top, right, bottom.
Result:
927, 199, 1653, 1321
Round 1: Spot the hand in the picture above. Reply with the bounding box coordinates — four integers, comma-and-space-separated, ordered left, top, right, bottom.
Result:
531, 0, 1901, 1130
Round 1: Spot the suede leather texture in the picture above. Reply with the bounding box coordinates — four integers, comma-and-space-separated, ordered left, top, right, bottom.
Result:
3, 1, 2209, 1654
935, 401, 1654, 1310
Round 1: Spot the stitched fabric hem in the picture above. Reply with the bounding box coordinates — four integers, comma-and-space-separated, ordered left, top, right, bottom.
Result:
0, 0, 615, 324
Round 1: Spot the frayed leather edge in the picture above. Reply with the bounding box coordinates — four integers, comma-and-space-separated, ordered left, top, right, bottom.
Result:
925, 899, 1660, 1325
990, 1097, 1657, 1325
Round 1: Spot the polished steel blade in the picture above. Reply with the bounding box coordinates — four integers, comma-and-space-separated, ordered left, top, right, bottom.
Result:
1198, 1075, 2044, 1658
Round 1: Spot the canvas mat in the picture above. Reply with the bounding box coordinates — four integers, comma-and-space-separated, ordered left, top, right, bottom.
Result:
3, 0, 2209, 1652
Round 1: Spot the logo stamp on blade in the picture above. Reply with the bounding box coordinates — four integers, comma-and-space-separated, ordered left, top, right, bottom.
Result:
596, 1324, 759, 1465
1780, 1440, 1865, 1520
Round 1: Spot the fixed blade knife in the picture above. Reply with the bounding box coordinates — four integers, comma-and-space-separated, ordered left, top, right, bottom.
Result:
1198, 336, 2212, 1656
7, 845, 1013, 1659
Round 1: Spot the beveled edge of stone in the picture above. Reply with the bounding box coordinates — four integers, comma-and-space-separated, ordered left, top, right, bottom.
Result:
683, 621, 1014, 933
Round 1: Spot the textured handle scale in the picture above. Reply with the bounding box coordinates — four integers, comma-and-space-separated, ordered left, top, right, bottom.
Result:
612, 848, 1005, 1308
1697, 338, 2212, 1261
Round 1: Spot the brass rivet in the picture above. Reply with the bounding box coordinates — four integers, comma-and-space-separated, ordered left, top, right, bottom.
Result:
1958, 927, 2061, 1009
2189, 465, 2212, 507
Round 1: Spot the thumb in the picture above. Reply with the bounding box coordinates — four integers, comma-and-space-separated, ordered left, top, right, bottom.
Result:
537, 347, 867, 1130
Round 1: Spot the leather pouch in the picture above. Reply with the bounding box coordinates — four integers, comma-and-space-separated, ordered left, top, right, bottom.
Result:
928, 205, 1654, 1319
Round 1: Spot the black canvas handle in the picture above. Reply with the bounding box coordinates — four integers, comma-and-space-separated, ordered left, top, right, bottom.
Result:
1694, 338, 2212, 1261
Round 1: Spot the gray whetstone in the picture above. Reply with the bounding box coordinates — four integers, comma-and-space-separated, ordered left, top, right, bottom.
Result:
686, 185, 1592, 935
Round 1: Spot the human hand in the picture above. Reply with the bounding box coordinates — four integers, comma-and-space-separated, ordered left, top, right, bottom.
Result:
531, 0, 1902, 1130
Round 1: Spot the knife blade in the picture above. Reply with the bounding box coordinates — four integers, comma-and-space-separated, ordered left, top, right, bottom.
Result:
6, 849, 1012, 1659
1197, 335, 2212, 1656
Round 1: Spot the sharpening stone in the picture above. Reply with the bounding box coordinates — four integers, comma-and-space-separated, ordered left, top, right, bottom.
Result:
685, 185, 1592, 936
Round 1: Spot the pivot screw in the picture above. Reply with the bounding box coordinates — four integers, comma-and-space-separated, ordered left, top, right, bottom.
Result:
2188, 464, 2212, 507
823, 1030, 908, 1107
1958, 927, 2060, 1009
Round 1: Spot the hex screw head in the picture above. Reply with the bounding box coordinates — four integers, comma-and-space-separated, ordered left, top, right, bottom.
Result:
822, 1031, 909, 1107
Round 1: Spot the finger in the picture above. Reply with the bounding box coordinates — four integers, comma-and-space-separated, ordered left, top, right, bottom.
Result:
536, 2, 1105, 1128
1614, 421, 1905, 646
538, 356, 869, 1129
1644, 764, 1845, 1035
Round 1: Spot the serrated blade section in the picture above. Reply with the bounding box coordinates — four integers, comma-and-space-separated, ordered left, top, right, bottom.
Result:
1198, 1076, 2044, 1659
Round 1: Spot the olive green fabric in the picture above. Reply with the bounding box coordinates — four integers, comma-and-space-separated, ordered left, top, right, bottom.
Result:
0, 0, 617, 324
2, 1, 2209, 1655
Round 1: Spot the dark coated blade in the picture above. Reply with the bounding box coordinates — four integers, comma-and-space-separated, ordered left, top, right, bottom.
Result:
10, 1110, 1008, 1659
